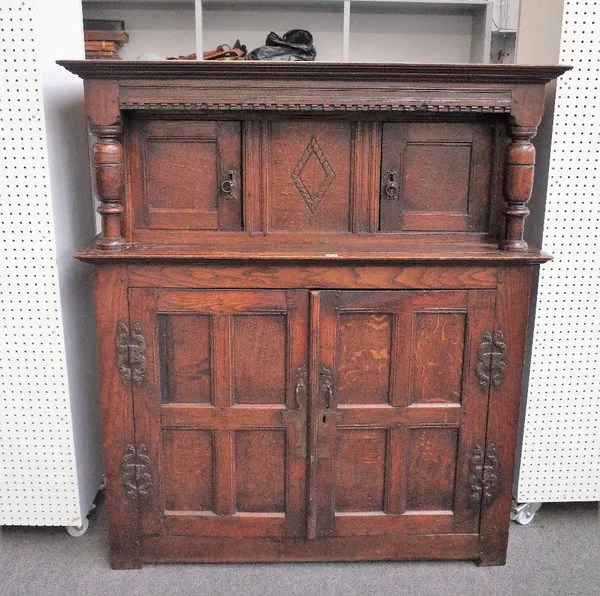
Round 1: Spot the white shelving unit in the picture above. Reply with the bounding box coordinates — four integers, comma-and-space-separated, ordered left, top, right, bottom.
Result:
82, 0, 495, 63
490, 0, 518, 63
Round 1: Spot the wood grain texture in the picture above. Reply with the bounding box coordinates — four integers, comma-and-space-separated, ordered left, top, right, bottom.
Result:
75, 239, 553, 264
93, 265, 139, 569
477, 266, 532, 566
380, 122, 493, 233
267, 120, 352, 232
91, 125, 126, 250
128, 264, 499, 290
128, 120, 242, 233
140, 533, 480, 563
129, 288, 309, 542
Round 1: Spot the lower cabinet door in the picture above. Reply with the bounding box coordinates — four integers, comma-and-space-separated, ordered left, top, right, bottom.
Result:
312, 290, 496, 538
129, 289, 309, 539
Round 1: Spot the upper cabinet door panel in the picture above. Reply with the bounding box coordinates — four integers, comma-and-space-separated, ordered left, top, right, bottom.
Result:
380, 122, 494, 233
266, 120, 353, 233
130, 120, 242, 232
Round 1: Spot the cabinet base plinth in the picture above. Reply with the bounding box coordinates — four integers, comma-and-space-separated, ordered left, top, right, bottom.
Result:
136, 534, 483, 565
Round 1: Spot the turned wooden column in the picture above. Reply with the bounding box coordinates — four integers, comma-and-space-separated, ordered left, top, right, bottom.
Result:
92, 124, 126, 250
500, 124, 538, 252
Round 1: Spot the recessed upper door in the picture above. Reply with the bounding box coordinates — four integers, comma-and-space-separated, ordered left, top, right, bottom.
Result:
265, 120, 353, 232
380, 122, 494, 233
129, 120, 242, 232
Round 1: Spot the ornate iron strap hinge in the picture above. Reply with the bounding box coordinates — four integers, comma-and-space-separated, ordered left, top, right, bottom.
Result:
476, 330, 507, 391
482, 444, 500, 505
122, 444, 152, 500
467, 444, 484, 506
116, 321, 147, 386
467, 443, 500, 508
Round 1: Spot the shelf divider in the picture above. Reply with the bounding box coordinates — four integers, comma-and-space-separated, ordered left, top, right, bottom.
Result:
343, 1, 350, 61
195, 0, 203, 59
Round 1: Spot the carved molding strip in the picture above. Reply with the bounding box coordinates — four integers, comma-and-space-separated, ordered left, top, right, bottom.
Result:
119, 84, 513, 114
120, 100, 511, 114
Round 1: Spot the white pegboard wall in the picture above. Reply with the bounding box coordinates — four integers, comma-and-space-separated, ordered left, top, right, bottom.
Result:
518, 0, 600, 502
0, 1, 81, 525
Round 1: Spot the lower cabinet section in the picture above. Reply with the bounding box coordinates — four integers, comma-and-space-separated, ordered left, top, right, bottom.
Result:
117, 285, 504, 563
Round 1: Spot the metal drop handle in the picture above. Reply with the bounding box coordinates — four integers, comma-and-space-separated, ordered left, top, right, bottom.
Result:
320, 366, 333, 409
221, 170, 236, 198
384, 170, 399, 199
294, 365, 308, 410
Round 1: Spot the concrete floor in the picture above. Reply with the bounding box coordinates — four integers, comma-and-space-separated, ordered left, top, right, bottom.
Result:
1, 499, 598, 596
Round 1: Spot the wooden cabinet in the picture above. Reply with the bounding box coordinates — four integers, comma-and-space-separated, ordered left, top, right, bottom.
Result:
60, 60, 569, 568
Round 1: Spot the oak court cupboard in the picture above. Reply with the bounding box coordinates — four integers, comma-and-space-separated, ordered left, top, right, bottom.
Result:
58, 60, 569, 568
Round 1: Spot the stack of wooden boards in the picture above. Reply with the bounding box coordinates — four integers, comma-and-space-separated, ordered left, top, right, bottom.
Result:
83, 20, 128, 60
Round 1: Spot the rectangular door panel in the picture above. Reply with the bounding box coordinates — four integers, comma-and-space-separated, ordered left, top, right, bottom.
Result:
235, 429, 286, 513
161, 429, 214, 513
405, 426, 460, 512
129, 120, 242, 232
314, 289, 495, 539
411, 311, 466, 404
380, 122, 494, 233
158, 314, 212, 404
266, 120, 353, 233
232, 314, 287, 405
129, 289, 308, 539
334, 428, 387, 513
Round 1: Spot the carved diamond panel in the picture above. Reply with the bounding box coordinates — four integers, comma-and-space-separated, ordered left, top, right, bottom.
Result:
291, 137, 336, 214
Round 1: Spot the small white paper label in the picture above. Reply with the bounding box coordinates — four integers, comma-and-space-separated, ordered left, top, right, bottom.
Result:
325, 253, 339, 258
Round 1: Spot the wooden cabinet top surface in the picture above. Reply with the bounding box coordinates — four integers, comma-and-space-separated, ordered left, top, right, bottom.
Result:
59, 60, 569, 83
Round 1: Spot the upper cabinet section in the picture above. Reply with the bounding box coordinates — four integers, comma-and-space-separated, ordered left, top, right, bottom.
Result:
60, 61, 570, 255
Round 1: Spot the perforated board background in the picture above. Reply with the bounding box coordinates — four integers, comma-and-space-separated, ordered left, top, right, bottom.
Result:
0, 0, 81, 525
517, 0, 600, 502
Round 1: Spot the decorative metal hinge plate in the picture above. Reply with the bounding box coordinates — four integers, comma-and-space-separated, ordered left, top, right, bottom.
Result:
467, 443, 500, 509
476, 330, 507, 390
122, 444, 152, 500
467, 444, 484, 506
482, 444, 500, 505
116, 321, 147, 386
